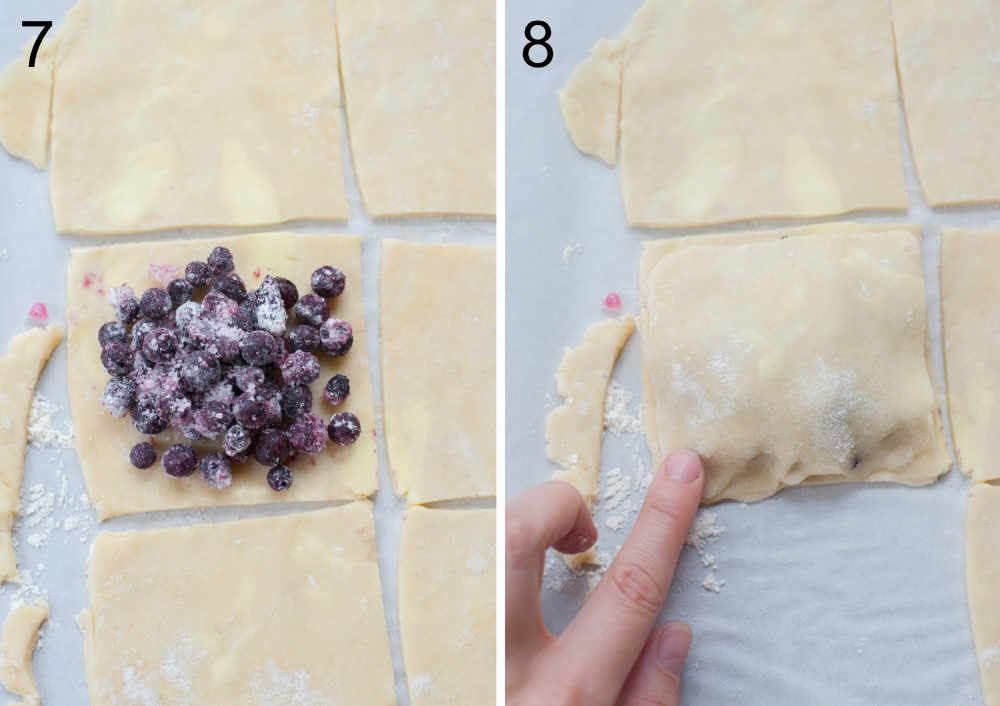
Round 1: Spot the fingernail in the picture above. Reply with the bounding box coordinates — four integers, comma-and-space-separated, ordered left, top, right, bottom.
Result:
567, 533, 594, 553
665, 450, 702, 484
657, 622, 692, 676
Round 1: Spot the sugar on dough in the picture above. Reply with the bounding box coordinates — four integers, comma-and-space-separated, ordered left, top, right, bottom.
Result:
0, 325, 62, 583
559, 0, 907, 227
966, 483, 1000, 706
545, 317, 634, 568
66, 233, 376, 520
640, 224, 949, 504
941, 228, 1000, 481
0, 0, 349, 234
78, 502, 394, 705
380, 240, 496, 505
337, 0, 496, 217
398, 507, 495, 706
892, 0, 1000, 206
0, 600, 48, 706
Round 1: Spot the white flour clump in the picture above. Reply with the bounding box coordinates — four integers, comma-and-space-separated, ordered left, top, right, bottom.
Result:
604, 382, 641, 435
27, 395, 74, 449
562, 242, 583, 263
686, 510, 726, 593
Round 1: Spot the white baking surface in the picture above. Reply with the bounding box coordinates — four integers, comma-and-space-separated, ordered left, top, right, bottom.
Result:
506, 2, 1000, 704
0, 1, 495, 703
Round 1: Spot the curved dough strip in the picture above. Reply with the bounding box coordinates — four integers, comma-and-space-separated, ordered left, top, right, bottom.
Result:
967, 483, 1000, 706
0, 31, 62, 169
558, 39, 624, 166
0, 325, 63, 583
546, 316, 634, 568
0, 600, 48, 706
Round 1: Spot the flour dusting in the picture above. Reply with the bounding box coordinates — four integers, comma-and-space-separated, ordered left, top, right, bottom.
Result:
27, 395, 74, 449
686, 510, 727, 593
604, 382, 641, 435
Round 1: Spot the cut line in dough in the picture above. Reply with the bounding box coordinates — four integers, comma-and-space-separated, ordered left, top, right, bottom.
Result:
966, 483, 1000, 706
558, 38, 624, 167
0, 325, 62, 583
0, 34, 61, 169
0, 600, 48, 706
546, 316, 634, 568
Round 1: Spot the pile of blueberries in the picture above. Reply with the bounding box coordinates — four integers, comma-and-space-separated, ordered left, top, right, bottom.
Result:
98, 246, 361, 492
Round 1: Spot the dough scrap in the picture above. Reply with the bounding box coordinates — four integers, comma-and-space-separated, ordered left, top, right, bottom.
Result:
66, 233, 376, 520
0, 0, 349, 234
941, 228, 1000, 480
640, 224, 948, 504
0, 325, 62, 583
399, 507, 495, 706
561, 0, 907, 226
78, 503, 395, 705
0, 33, 61, 169
337, 0, 495, 217
0, 600, 48, 706
892, 0, 1000, 206
966, 483, 1000, 706
558, 39, 624, 166
380, 240, 495, 504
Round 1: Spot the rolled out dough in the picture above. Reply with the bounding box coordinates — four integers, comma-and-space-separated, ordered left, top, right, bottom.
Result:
558, 39, 624, 167
66, 233, 376, 520
0, 600, 48, 706
78, 503, 395, 705
941, 228, 1000, 480
0, 325, 62, 583
399, 507, 495, 706
0, 0, 349, 234
966, 483, 1000, 706
560, 0, 907, 227
892, 0, 1000, 206
640, 224, 949, 504
337, 0, 496, 217
0, 34, 61, 169
380, 240, 496, 504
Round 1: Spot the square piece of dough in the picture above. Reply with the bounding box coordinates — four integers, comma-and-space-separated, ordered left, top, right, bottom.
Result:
399, 507, 495, 706
561, 0, 906, 226
966, 483, 1000, 706
66, 232, 376, 520
337, 0, 495, 217
892, 0, 1000, 205
941, 228, 1000, 480
640, 224, 948, 503
78, 503, 395, 705
380, 240, 495, 504
36, 0, 348, 233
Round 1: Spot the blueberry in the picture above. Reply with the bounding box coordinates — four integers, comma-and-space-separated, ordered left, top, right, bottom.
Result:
253, 428, 291, 466
288, 413, 328, 454
281, 384, 312, 420
200, 452, 233, 489
324, 375, 349, 407
328, 412, 361, 446
139, 288, 172, 321
207, 246, 235, 276
167, 278, 194, 308
130, 320, 156, 352
229, 365, 265, 392
311, 265, 345, 299
212, 272, 247, 302
101, 377, 136, 418
267, 465, 293, 492
131, 396, 168, 435
162, 444, 198, 478
234, 301, 256, 332
279, 350, 320, 386
177, 350, 222, 394
141, 327, 178, 363
98, 321, 127, 347
101, 341, 134, 376
233, 390, 273, 429
175, 300, 201, 332
319, 318, 353, 357
274, 277, 299, 309
294, 294, 329, 327
193, 400, 233, 439
286, 325, 319, 353
110, 286, 140, 325
223, 423, 254, 458
129, 442, 157, 469
185, 261, 213, 288
240, 330, 278, 366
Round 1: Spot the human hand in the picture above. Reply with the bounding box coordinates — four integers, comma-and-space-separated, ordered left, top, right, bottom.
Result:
506, 449, 705, 706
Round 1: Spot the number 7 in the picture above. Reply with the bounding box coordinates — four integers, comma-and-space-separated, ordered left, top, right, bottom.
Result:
22, 21, 53, 68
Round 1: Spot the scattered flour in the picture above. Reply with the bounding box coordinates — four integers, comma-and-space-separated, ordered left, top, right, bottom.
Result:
251, 660, 325, 706
604, 382, 641, 435
982, 645, 1000, 668
410, 672, 432, 695
562, 242, 583, 263
27, 395, 74, 449
686, 510, 727, 593
0, 248, 9, 262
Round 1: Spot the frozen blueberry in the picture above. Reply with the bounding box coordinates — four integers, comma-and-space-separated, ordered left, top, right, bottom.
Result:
101, 341, 134, 376
267, 465, 293, 492
281, 384, 312, 420
233, 390, 272, 429
223, 423, 253, 457
294, 294, 329, 327
110, 286, 140, 325
207, 246, 235, 275
101, 377, 136, 418
274, 277, 299, 309
185, 261, 213, 287
328, 412, 361, 446
98, 321, 127, 347
200, 452, 233, 489
177, 350, 222, 394
240, 330, 279, 366
141, 327, 178, 363
193, 400, 233, 439
311, 265, 345, 299
229, 365, 265, 392
288, 413, 328, 454
279, 350, 320, 386
129, 320, 156, 352
319, 318, 353, 357
253, 276, 288, 335
253, 428, 291, 466
167, 278, 194, 308
212, 272, 247, 302
234, 301, 256, 332
139, 288, 172, 321
323, 374, 350, 407
129, 442, 157, 469
156, 387, 192, 428
131, 395, 168, 435
162, 444, 198, 478
286, 325, 319, 353
175, 300, 201, 332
